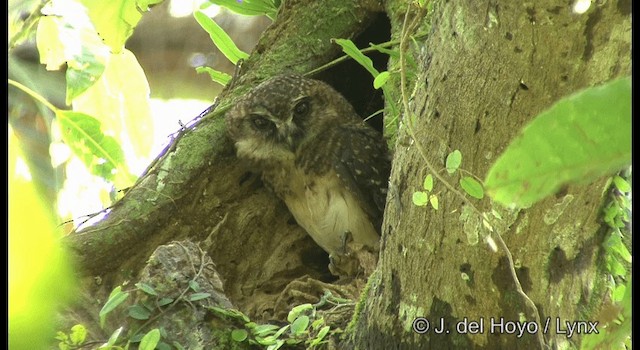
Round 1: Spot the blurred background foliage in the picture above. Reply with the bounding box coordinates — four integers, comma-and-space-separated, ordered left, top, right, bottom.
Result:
8, 0, 270, 347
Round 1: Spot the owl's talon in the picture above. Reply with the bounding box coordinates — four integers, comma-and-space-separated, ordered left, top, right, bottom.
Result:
340, 231, 354, 255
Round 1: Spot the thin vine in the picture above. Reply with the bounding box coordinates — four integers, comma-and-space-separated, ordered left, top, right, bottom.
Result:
397, 3, 547, 349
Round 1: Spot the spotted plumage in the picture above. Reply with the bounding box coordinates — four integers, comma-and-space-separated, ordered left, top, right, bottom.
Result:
226, 74, 390, 276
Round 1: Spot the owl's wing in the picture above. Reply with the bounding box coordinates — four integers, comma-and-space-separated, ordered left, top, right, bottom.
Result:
330, 123, 391, 231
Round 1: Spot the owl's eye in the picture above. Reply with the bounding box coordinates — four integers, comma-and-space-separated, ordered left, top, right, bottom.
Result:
250, 115, 274, 131
293, 99, 310, 118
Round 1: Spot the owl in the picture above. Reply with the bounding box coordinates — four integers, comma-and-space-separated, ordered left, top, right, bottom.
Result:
226, 74, 390, 276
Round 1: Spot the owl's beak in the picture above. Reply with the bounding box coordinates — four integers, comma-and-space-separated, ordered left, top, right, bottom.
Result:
277, 120, 301, 151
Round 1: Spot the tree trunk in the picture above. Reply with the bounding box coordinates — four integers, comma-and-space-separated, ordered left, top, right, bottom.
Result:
61, 0, 630, 348
351, 0, 630, 349
62, 0, 387, 339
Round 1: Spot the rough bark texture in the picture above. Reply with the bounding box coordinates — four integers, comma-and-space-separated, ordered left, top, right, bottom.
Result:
61, 0, 630, 348
63, 0, 386, 339
352, 0, 630, 349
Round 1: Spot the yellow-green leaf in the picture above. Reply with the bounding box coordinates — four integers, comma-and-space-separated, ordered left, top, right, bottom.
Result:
139, 328, 161, 350
412, 191, 429, 206
80, 0, 143, 53
423, 174, 433, 191
194, 10, 249, 64
9, 128, 75, 349
56, 111, 131, 184
374, 71, 390, 89
429, 194, 439, 210
196, 66, 232, 86
205, 0, 279, 20
485, 77, 631, 207
446, 150, 462, 174
460, 177, 484, 199
71, 49, 153, 175
333, 38, 379, 77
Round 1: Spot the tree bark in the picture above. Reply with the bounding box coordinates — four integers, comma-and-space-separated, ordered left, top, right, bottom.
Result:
61, 0, 630, 348
63, 0, 386, 330
351, 0, 630, 349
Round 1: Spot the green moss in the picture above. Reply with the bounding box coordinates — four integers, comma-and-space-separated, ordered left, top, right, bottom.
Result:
346, 268, 380, 336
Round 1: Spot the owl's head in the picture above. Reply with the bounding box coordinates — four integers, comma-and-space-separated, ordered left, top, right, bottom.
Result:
226, 74, 357, 163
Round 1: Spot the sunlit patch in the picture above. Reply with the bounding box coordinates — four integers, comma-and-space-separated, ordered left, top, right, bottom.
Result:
169, 0, 220, 18
572, 0, 591, 14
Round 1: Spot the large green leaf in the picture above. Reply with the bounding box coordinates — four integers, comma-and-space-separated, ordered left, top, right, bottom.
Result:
80, 0, 144, 53
72, 49, 154, 167
36, 10, 109, 103
56, 111, 130, 183
485, 77, 631, 207
194, 10, 249, 64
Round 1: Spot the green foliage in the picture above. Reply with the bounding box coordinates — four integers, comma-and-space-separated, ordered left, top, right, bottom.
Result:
203, 0, 280, 20
334, 39, 380, 77
485, 77, 631, 208
79, 0, 148, 53
9, 129, 75, 349
57, 111, 130, 183
445, 150, 461, 174
56, 324, 87, 350
196, 66, 233, 85
139, 328, 161, 350
208, 297, 339, 349
194, 10, 250, 64
459, 177, 484, 200
100, 286, 130, 328
26, 0, 158, 191
36, 3, 109, 104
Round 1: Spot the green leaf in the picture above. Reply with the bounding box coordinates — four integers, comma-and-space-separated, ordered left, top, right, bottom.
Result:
188, 292, 211, 301
103, 327, 123, 347
158, 297, 174, 306
429, 194, 439, 210
252, 324, 280, 337
71, 49, 154, 171
460, 177, 484, 199
189, 280, 200, 292
196, 66, 232, 86
273, 325, 290, 338
99, 289, 129, 328
287, 303, 313, 323
368, 43, 400, 59
309, 326, 330, 346
612, 284, 626, 303
231, 329, 248, 342
135, 282, 158, 296
194, 11, 249, 64
373, 71, 390, 89
446, 150, 462, 174
333, 39, 379, 77
412, 191, 429, 206
485, 77, 631, 207
139, 328, 161, 350
423, 174, 433, 191
613, 175, 631, 193
36, 12, 108, 102
204, 0, 279, 20
255, 335, 277, 346
290, 315, 310, 335
266, 339, 285, 350
56, 111, 129, 184
128, 304, 152, 320
69, 324, 87, 345
79, 0, 143, 53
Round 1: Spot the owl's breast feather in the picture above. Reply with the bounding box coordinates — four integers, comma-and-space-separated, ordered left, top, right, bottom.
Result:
282, 170, 380, 256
